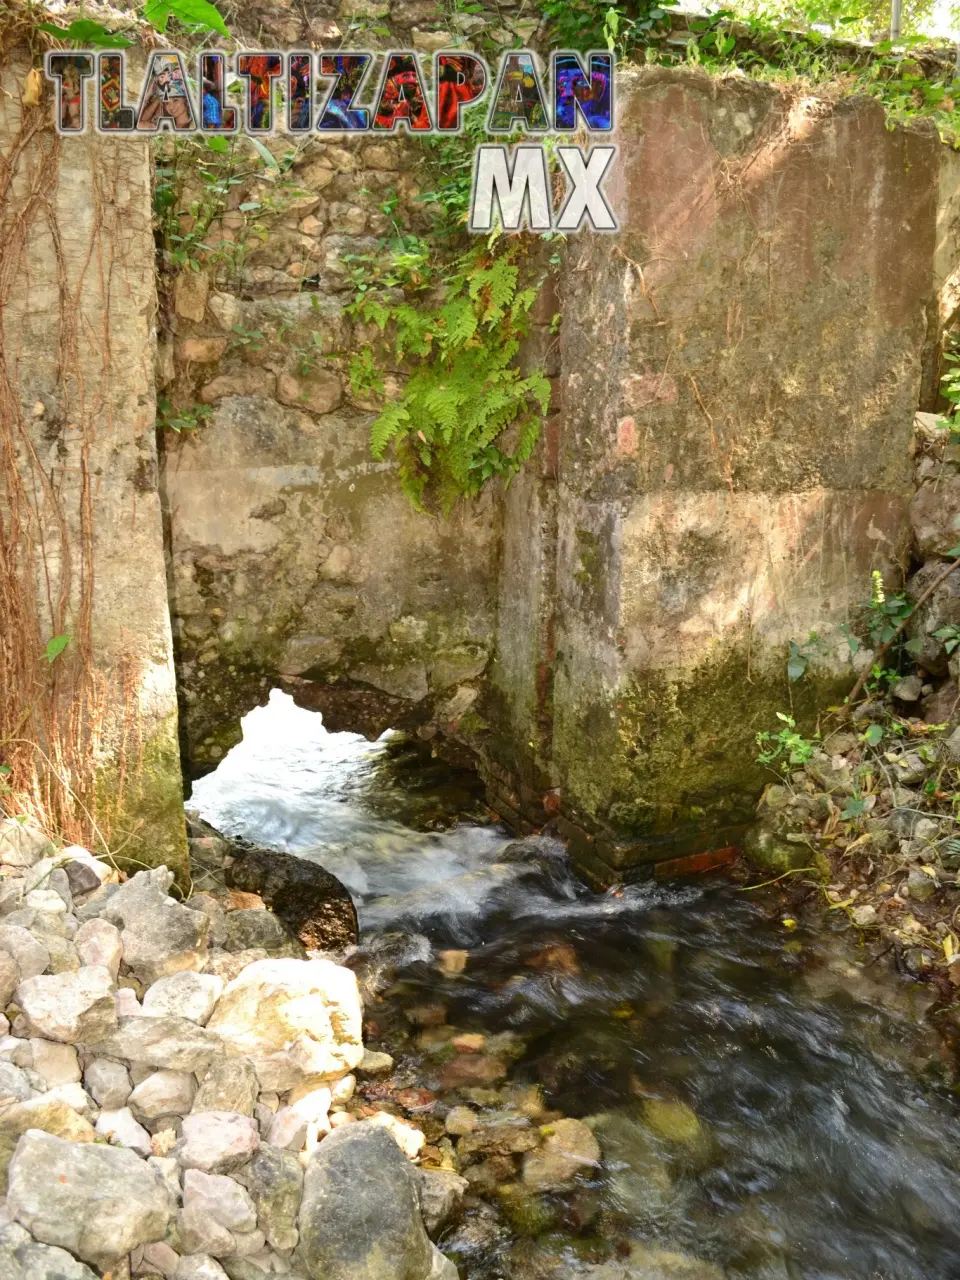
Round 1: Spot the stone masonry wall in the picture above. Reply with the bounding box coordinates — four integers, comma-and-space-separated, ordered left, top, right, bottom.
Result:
161, 131, 501, 775
154, 44, 959, 877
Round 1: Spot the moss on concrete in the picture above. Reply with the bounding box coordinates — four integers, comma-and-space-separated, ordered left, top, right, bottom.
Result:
95, 712, 189, 889
556, 636, 851, 854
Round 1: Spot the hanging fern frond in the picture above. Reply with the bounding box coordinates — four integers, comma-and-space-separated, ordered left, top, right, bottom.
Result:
349, 234, 551, 513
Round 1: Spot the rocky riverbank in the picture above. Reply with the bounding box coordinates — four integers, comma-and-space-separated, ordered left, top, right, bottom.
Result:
0, 817, 460, 1280
743, 411, 960, 992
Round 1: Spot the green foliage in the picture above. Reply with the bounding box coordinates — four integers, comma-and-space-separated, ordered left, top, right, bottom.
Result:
786, 632, 825, 682
144, 0, 230, 37
154, 135, 300, 283
864, 570, 913, 647
349, 235, 551, 513
938, 343, 960, 440
840, 794, 868, 819
545, 0, 960, 140
934, 623, 960, 655
157, 397, 212, 434
43, 634, 70, 664
541, 0, 676, 53
36, 0, 229, 45
756, 713, 819, 769
36, 19, 133, 48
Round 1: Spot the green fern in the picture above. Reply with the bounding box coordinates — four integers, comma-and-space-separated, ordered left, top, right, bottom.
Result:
349, 236, 550, 513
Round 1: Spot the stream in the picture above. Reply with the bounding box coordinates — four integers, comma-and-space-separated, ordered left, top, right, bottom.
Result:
190, 691, 960, 1280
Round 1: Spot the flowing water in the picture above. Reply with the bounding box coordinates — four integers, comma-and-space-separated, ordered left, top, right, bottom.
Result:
191, 691, 960, 1280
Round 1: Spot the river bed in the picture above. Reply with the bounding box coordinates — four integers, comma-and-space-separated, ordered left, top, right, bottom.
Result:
190, 691, 960, 1280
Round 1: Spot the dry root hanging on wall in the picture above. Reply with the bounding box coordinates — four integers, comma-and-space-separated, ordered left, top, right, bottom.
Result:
0, 36, 140, 850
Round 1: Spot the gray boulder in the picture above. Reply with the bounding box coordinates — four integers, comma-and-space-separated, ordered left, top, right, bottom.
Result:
7, 1130, 173, 1266
94, 1016, 223, 1073
0, 927, 49, 980
223, 909, 303, 957
0, 821, 53, 869
0, 1221, 97, 1279
416, 1169, 469, 1239
296, 1123, 458, 1280
0, 949, 21, 1006
15, 967, 117, 1044
222, 838, 358, 952
142, 971, 223, 1024
98, 868, 209, 984
193, 1056, 259, 1116
911, 475, 960, 560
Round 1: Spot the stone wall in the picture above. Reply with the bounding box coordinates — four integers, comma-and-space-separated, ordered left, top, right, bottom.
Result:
161, 64, 960, 881
160, 135, 500, 775
0, 51, 186, 878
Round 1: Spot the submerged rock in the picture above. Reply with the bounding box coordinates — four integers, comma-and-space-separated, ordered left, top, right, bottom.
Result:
296, 1123, 457, 1279
580, 1243, 726, 1279
522, 1118, 600, 1192
417, 1168, 469, 1238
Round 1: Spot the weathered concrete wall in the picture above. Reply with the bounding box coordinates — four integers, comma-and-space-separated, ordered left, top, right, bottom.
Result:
484, 69, 946, 878
0, 53, 186, 877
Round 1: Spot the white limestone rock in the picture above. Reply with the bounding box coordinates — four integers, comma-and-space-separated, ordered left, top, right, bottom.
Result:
0, 820, 53, 869
0, 927, 49, 980
0, 1221, 97, 1279
96, 1106, 154, 1156
15, 966, 117, 1044
182, 1169, 257, 1234
179, 1110, 260, 1174
205, 958, 363, 1091
75, 918, 123, 979
93, 1016, 223, 1073
142, 971, 223, 1025
129, 1069, 197, 1121
98, 868, 210, 985
27, 1038, 80, 1087
84, 1056, 133, 1108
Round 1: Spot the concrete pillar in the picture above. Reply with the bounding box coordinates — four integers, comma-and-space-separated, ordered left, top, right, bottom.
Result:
0, 53, 187, 879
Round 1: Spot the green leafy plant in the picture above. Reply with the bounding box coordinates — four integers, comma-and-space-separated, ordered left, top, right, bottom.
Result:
144, 0, 229, 37
43, 635, 70, 664
541, 0, 676, 53
840, 794, 868, 820
864, 569, 914, 647
756, 713, 818, 769
787, 631, 823, 682
35, 19, 134, 48
37, 0, 229, 45
157, 398, 212, 434
349, 235, 551, 513
934, 623, 960, 656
